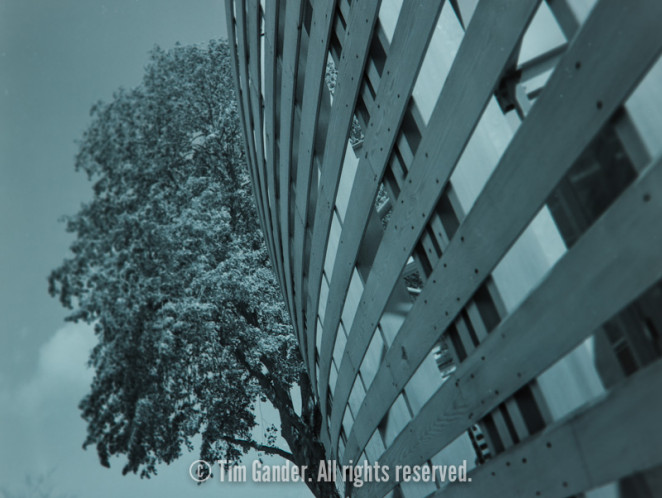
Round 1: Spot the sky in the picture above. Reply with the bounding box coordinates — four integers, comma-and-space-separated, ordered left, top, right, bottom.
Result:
0, 1, 310, 496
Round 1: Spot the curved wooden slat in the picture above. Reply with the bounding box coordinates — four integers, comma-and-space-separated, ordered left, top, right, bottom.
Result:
276, 0, 305, 344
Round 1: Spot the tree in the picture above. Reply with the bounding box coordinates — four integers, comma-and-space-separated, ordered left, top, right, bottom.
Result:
49, 40, 337, 497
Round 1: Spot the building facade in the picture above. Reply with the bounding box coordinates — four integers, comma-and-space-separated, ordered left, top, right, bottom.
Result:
226, 0, 662, 496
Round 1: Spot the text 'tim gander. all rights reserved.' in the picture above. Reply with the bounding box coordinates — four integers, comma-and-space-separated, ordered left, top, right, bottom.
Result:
190, 458, 472, 487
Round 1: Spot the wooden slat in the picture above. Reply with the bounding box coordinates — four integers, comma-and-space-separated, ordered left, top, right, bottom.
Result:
225, 1, 254, 218
298, 0, 383, 410
226, 1, 261, 230
437, 358, 662, 498
287, 0, 339, 395
246, 0, 265, 214
329, 0, 541, 457
289, 25, 312, 373
314, 0, 446, 449
276, 0, 304, 342
233, 0, 268, 234
353, 154, 662, 498
262, 0, 291, 320
545, 0, 581, 39
341, 0, 662, 466
246, 0, 279, 282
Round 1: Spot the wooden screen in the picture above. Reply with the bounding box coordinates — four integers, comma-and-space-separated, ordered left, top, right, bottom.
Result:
227, 0, 662, 496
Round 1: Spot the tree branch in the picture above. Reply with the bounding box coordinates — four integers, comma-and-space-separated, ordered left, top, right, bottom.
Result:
214, 331, 308, 438
220, 436, 295, 462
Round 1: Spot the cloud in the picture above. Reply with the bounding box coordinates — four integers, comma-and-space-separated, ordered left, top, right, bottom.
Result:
15, 322, 96, 412
0, 322, 95, 487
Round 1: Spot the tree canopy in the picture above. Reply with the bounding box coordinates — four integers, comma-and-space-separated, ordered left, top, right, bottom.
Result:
49, 40, 334, 496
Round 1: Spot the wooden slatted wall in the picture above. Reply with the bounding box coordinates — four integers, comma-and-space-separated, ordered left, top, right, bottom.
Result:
227, 0, 662, 496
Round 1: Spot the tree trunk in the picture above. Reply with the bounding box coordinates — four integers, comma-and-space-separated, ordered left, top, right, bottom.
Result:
269, 370, 340, 498
229, 340, 340, 497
